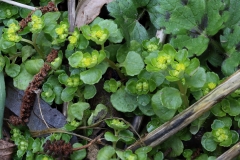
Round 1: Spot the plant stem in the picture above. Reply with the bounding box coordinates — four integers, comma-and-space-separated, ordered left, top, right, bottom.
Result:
104, 58, 125, 80
137, 9, 146, 21
0, 0, 36, 10
21, 38, 44, 58
177, 80, 189, 107
0, 71, 6, 139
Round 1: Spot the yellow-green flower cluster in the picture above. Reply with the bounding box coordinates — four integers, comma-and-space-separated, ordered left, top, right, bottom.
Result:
6, 9, 11, 17
208, 82, 216, 90
68, 50, 106, 69
55, 22, 69, 40
142, 37, 161, 52
171, 62, 187, 77
68, 29, 80, 45
70, 119, 81, 128
3, 22, 21, 42
81, 53, 97, 68
147, 44, 158, 52
29, 15, 44, 33
136, 81, 149, 93
81, 24, 109, 45
66, 76, 81, 87
106, 119, 129, 131
203, 82, 217, 95
91, 29, 108, 42
126, 78, 156, 95
42, 89, 53, 98
152, 53, 173, 70
214, 128, 229, 142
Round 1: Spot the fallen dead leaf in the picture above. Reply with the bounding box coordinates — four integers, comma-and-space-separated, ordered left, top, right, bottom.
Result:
75, 0, 113, 27
0, 140, 15, 160
5, 81, 67, 131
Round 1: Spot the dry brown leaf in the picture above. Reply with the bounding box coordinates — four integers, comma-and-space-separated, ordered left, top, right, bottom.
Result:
75, 0, 113, 27
87, 144, 99, 160
0, 140, 15, 160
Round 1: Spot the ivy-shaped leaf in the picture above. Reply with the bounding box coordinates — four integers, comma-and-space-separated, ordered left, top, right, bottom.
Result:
223, 0, 240, 27
221, 25, 240, 54
146, 0, 227, 56
221, 51, 240, 76
107, 0, 149, 43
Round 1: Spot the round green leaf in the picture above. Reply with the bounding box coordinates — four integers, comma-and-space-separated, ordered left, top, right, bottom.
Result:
154, 152, 164, 160
43, 12, 61, 25
211, 103, 226, 117
80, 68, 102, 85
146, 118, 161, 132
104, 131, 119, 142
201, 132, 217, 152
162, 137, 183, 157
185, 58, 200, 75
83, 85, 96, 99
68, 51, 83, 68
227, 98, 240, 116
119, 130, 134, 143
137, 94, 151, 106
98, 19, 123, 43
58, 73, 69, 85
97, 146, 115, 160
211, 119, 225, 130
231, 130, 239, 144
206, 72, 219, 83
110, 87, 138, 112
135, 146, 152, 154
0, 37, 15, 50
122, 51, 144, 76
71, 143, 87, 160
25, 59, 44, 75
13, 66, 33, 90
77, 34, 89, 49
139, 104, 155, 116
69, 102, 90, 120
21, 45, 35, 62
61, 87, 77, 102
221, 99, 231, 113
5, 63, 20, 78
160, 87, 182, 110
218, 117, 232, 129
185, 67, 206, 88
152, 90, 176, 121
